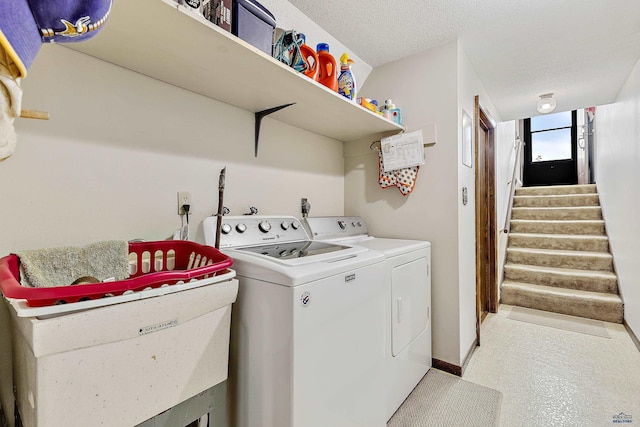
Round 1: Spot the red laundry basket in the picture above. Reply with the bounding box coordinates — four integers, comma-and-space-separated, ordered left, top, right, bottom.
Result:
0, 241, 233, 307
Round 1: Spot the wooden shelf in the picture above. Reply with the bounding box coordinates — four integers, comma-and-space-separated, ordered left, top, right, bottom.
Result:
67, 0, 404, 142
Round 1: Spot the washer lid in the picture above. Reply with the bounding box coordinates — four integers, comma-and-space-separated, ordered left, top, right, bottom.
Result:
354, 238, 430, 257
238, 240, 352, 260
224, 243, 384, 286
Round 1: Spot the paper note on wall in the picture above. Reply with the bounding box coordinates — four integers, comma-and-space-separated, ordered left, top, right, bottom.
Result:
380, 130, 425, 172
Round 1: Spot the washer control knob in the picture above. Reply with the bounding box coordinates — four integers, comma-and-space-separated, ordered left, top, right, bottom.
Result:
357, 221, 362, 227
281, 221, 290, 230
279, 250, 288, 257
291, 221, 300, 230
221, 223, 232, 234
338, 220, 347, 231
236, 224, 247, 233
259, 221, 272, 233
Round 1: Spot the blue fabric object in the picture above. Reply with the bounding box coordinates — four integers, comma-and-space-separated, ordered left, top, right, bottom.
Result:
0, 0, 112, 78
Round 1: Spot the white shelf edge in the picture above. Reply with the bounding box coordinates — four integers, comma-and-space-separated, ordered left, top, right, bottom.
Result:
66, 0, 404, 143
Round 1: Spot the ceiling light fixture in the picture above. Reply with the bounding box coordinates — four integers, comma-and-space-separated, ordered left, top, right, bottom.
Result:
536, 93, 557, 114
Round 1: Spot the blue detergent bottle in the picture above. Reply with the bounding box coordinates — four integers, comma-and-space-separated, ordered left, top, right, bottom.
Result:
338, 53, 357, 100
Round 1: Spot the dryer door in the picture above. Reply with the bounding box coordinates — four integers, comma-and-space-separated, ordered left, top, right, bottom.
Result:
391, 256, 430, 356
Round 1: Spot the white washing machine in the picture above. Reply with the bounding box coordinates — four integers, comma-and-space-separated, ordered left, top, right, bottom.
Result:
203, 215, 387, 427
304, 216, 432, 421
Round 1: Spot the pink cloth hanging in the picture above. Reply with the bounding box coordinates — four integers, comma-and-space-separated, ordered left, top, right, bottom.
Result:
378, 152, 420, 196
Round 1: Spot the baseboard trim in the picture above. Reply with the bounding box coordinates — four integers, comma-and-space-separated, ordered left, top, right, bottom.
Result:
432, 358, 462, 376
433, 338, 480, 377
624, 320, 640, 353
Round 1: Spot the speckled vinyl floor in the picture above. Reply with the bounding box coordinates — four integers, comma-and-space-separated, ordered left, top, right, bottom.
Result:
463, 305, 640, 427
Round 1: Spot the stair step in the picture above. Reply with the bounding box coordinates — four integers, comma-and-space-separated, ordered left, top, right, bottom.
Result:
506, 247, 613, 271
501, 281, 623, 323
513, 193, 599, 208
504, 263, 618, 293
515, 184, 597, 196
510, 220, 606, 235
508, 233, 609, 252
511, 206, 602, 221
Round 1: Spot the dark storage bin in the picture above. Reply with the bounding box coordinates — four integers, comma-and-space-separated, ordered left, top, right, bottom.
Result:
232, 0, 276, 55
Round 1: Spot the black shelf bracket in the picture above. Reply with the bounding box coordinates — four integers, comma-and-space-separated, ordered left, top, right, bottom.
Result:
254, 103, 296, 157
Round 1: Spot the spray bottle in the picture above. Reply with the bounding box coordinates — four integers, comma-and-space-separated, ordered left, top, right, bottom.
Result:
338, 53, 357, 100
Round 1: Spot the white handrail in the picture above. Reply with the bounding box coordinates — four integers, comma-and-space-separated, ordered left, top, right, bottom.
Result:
502, 136, 523, 233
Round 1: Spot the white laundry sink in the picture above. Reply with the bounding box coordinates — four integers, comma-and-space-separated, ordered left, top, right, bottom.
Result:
10, 277, 238, 427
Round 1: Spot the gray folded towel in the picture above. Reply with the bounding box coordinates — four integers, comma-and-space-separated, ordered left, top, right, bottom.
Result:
16, 240, 129, 288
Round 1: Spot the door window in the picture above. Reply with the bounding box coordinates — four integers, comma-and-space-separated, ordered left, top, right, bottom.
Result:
530, 111, 573, 163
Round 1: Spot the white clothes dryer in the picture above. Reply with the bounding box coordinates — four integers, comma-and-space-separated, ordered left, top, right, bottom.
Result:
304, 216, 432, 421
203, 215, 387, 427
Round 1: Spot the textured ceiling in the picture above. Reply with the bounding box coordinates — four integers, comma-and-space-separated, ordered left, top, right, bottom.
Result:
287, 0, 640, 120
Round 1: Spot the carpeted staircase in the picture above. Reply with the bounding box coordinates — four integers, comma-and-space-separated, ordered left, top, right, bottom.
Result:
501, 184, 624, 323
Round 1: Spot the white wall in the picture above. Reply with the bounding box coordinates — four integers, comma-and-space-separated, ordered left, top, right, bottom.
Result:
0, 7, 357, 419
0, 45, 344, 256
456, 42, 501, 362
344, 41, 460, 365
594, 56, 640, 335
495, 121, 518, 290
344, 40, 502, 367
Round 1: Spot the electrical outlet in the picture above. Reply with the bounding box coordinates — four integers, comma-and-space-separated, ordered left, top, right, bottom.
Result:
178, 191, 191, 214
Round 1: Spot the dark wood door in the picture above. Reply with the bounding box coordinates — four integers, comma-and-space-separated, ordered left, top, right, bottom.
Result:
479, 128, 495, 317
474, 97, 497, 346
523, 110, 578, 186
